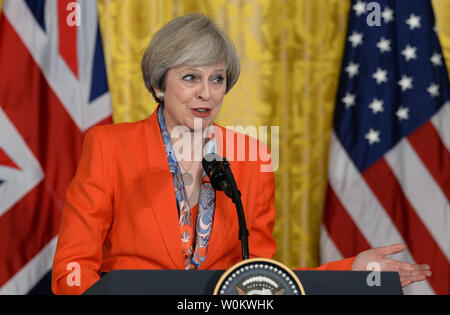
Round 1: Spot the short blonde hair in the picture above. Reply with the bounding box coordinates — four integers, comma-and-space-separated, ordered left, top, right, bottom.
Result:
141, 13, 240, 103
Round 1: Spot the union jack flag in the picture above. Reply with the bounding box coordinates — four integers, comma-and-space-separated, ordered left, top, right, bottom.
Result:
321, 0, 450, 295
0, 0, 112, 294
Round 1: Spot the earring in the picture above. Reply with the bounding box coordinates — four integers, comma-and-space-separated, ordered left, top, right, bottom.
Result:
157, 92, 165, 101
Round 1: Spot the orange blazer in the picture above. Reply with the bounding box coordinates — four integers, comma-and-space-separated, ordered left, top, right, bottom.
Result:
52, 108, 355, 295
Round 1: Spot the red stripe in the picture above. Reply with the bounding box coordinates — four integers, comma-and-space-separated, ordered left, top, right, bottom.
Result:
323, 184, 371, 259
0, 184, 61, 287
407, 121, 450, 202
58, 0, 78, 78
0, 15, 82, 286
363, 158, 449, 294
0, 147, 20, 170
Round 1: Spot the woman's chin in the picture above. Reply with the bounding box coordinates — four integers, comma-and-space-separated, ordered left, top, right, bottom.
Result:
187, 117, 214, 131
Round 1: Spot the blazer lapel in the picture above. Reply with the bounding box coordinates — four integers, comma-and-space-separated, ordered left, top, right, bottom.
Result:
141, 109, 185, 269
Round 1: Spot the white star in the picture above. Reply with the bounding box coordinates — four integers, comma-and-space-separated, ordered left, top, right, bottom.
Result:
345, 62, 359, 78
382, 7, 394, 23
398, 75, 413, 91
430, 53, 443, 66
365, 129, 381, 145
353, 1, 367, 16
406, 14, 421, 30
401, 45, 417, 61
348, 32, 363, 48
376, 37, 391, 53
372, 68, 388, 84
369, 98, 384, 114
342, 93, 356, 108
396, 107, 410, 121
427, 83, 440, 97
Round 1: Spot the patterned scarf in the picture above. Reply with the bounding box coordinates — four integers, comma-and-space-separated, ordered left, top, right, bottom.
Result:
157, 105, 216, 269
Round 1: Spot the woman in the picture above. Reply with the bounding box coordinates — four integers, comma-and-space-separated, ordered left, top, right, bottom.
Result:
52, 14, 430, 295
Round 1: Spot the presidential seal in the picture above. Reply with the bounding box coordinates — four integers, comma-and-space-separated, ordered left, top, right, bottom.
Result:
214, 258, 305, 295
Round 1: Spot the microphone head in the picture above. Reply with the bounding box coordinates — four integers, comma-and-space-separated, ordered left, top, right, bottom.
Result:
202, 154, 227, 191
202, 153, 223, 173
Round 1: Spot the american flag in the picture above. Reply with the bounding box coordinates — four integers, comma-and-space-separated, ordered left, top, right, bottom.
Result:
321, 0, 449, 295
0, 0, 111, 294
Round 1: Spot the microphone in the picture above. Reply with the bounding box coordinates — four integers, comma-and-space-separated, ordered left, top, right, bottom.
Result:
202, 154, 233, 199
202, 153, 249, 260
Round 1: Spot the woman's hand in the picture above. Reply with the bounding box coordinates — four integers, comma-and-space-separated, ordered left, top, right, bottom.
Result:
351, 243, 432, 287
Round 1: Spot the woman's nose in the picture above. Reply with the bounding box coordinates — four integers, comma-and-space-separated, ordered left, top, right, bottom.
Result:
196, 80, 211, 101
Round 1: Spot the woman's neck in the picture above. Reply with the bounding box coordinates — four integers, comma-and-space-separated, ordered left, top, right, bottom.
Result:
170, 129, 207, 163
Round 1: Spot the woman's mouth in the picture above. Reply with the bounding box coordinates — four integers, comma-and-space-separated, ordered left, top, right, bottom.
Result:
191, 108, 212, 118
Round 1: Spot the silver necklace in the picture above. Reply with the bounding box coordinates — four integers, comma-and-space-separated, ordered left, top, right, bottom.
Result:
179, 161, 195, 186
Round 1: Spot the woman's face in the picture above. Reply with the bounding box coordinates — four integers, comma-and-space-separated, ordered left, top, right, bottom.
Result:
157, 62, 227, 134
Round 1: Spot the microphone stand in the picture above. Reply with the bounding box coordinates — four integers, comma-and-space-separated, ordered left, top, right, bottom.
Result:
203, 154, 250, 261
222, 160, 249, 261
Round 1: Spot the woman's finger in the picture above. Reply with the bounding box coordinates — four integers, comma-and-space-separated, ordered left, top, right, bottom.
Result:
398, 262, 431, 272
398, 268, 432, 278
383, 258, 431, 273
377, 243, 406, 256
398, 267, 431, 287
400, 273, 429, 284
415, 264, 431, 271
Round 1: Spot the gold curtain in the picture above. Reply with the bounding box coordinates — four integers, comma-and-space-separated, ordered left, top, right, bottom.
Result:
98, 0, 450, 268
433, 0, 450, 68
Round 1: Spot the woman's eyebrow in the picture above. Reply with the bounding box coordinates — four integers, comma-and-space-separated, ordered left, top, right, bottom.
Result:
178, 67, 226, 74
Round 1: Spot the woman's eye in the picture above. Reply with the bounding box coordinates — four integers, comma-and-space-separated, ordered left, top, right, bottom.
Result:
212, 76, 225, 84
183, 74, 196, 82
